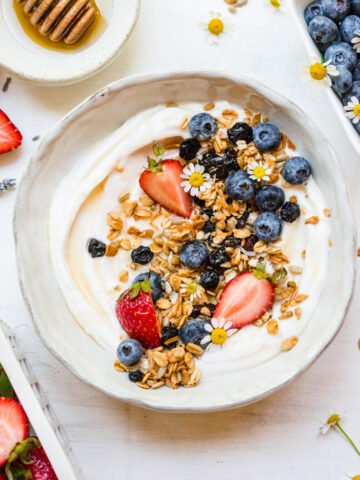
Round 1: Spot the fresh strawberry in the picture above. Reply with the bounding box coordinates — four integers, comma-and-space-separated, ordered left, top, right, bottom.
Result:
0, 398, 29, 466
116, 282, 161, 349
0, 472, 6, 480
26, 445, 57, 480
139, 160, 192, 218
0, 110, 22, 155
214, 272, 274, 329
6, 438, 57, 480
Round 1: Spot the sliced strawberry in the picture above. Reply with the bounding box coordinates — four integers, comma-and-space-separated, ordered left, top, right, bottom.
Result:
0, 110, 22, 155
214, 272, 274, 329
139, 160, 192, 218
26, 445, 58, 480
116, 289, 161, 349
0, 398, 29, 466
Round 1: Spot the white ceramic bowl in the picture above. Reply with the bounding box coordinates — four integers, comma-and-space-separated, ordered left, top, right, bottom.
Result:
14, 71, 356, 412
288, 0, 360, 155
0, 0, 140, 85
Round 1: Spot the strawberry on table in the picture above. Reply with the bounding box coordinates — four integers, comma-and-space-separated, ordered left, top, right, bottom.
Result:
6, 438, 57, 480
0, 397, 29, 467
214, 272, 274, 329
139, 158, 192, 218
116, 279, 161, 349
0, 110, 22, 155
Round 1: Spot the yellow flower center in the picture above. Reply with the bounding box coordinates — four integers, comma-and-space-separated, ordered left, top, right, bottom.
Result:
211, 328, 228, 345
270, 0, 281, 7
353, 104, 360, 117
309, 63, 327, 81
253, 165, 267, 178
208, 18, 224, 36
353, 476, 360, 480
326, 413, 341, 425
186, 283, 198, 294
189, 172, 205, 187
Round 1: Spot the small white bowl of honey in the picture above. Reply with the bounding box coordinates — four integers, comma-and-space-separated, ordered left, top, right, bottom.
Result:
0, 0, 140, 85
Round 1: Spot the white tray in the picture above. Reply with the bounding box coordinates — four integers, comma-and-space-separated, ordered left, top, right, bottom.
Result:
0, 320, 80, 479
288, 0, 360, 155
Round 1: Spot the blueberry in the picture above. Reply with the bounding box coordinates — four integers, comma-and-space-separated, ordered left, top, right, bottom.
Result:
117, 339, 143, 366
350, 0, 360, 15
254, 212, 283, 243
225, 170, 255, 201
339, 14, 360, 43
322, 0, 350, 21
332, 66, 353, 95
189, 113, 218, 141
253, 123, 282, 152
179, 138, 201, 161
133, 271, 164, 303
324, 42, 357, 71
131, 246, 154, 265
128, 370, 144, 383
227, 122, 253, 144
315, 31, 341, 52
179, 318, 210, 347
255, 185, 285, 212
199, 151, 227, 179
304, 1, 324, 23
282, 157, 312, 185
280, 202, 301, 223
87, 238, 106, 258
203, 220, 216, 233
308, 16, 339, 44
200, 269, 220, 290
242, 234, 259, 252
208, 247, 230, 268
353, 60, 360, 80
223, 147, 240, 172
161, 326, 179, 349
179, 240, 209, 269
342, 81, 360, 104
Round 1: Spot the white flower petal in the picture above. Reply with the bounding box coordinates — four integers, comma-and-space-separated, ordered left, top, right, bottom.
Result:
218, 317, 226, 328
351, 96, 359, 105
204, 324, 213, 333
201, 334, 211, 344
227, 329, 238, 337
353, 116, 360, 124
346, 112, 355, 119
325, 76, 332, 86
183, 167, 191, 176
190, 186, 199, 196
223, 321, 233, 331
320, 424, 331, 435
211, 317, 219, 328
184, 184, 192, 192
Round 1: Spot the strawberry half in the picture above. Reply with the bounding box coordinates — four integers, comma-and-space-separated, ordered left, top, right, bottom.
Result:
25, 445, 58, 480
0, 110, 22, 155
0, 397, 29, 466
116, 284, 161, 349
139, 160, 192, 218
214, 272, 274, 329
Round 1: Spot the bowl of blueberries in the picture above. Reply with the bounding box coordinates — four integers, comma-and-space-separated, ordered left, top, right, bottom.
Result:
289, 0, 360, 153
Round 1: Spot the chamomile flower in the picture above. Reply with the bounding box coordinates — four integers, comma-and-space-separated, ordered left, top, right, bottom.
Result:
200, 11, 234, 45
301, 57, 339, 86
320, 412, 342, 434
180, 281, 203, 302
247, 160, 272, 182
200, 317, 237, 351
351, 30, 360, 53
344, 96, 360, 124
180, 163, 212, 197
265, 0, 282, 12
345, 473, 360, 480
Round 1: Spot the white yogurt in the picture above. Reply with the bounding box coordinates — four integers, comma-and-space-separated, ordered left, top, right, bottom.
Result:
48, 102, 331, 375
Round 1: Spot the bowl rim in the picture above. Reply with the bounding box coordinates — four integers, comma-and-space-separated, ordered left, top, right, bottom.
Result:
0, 0, 141, 86
287, 0, 360, 156
13, 70, 357, 412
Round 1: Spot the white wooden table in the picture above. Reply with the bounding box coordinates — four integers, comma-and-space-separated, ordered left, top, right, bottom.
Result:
1, 1, 360, 478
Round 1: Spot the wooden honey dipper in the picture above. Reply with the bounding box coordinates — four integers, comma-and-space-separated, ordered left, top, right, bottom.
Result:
17, 0, 97, 45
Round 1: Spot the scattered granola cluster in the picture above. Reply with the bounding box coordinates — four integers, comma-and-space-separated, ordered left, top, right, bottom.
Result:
87, 103, 320, 391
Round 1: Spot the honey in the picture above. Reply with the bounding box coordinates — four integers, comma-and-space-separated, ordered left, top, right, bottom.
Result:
13, 0, 105, 52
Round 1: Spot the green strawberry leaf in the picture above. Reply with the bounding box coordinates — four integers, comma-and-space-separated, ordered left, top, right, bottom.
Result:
271, 267, 287, 283
153, 143, 166, 159
252, 262, 287, 284
147, 157, 163, 174
0, 367, 13, 398
130, 279, 152, 299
